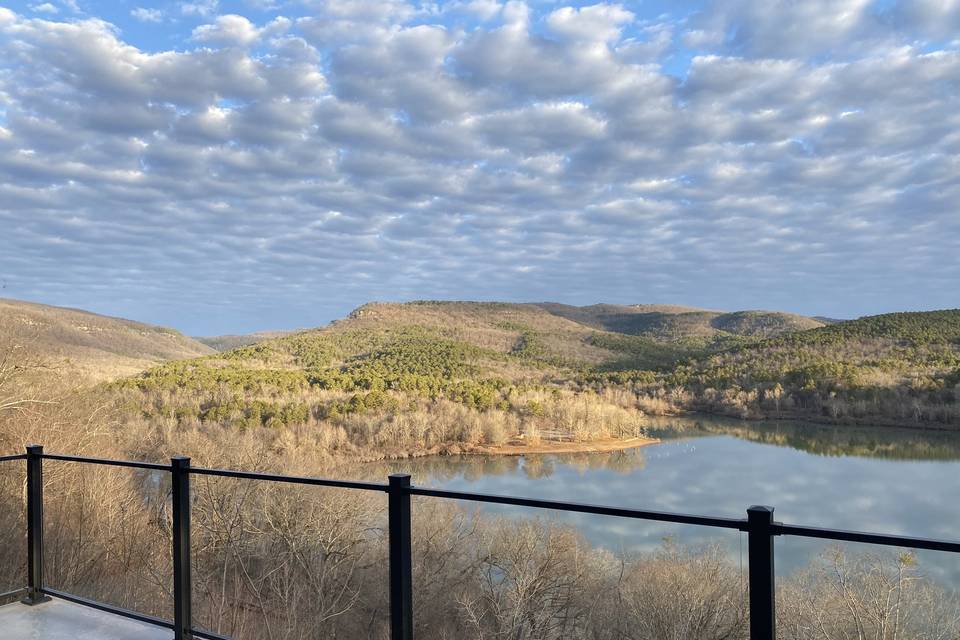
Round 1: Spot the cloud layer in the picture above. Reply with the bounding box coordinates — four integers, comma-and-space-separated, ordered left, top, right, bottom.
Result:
1, 1, 958, 333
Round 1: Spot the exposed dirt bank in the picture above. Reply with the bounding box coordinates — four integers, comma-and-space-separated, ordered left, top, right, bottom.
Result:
354, 435, 659, 462
469, 435, 659, 456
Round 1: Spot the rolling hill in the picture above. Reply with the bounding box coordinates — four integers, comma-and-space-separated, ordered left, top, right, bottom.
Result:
667, 309, 960, 424
533, 303, 825, 341
114, 301, 706, 452
196, 331, 295, 352
121, 300, 676, 403
0, 297, 214, 381
109, 301, 960, 439
8, 298, 958, 439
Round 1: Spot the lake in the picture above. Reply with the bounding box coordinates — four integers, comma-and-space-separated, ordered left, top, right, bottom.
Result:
383, 416, 960, 587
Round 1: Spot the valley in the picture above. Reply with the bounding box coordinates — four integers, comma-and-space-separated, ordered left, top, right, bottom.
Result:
2, 297, 959, 639
3, 297, 959, 466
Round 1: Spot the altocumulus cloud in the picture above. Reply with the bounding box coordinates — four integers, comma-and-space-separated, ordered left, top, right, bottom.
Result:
0, 0, 958, 333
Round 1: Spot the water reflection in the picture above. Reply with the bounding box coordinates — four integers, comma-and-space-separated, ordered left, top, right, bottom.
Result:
646, 415, 960, 462
380, 416, 960, 587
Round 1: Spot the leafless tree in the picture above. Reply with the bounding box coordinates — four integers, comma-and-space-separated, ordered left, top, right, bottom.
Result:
778, 548, 960, 640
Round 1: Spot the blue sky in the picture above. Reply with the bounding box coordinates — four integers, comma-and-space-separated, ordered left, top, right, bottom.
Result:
1, 0, 958, 334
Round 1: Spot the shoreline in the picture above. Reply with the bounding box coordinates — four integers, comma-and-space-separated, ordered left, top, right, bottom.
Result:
676, 408, 960, 433
468, 435, 659, 456
357, 435, 660, 462
354, 411, 960, 464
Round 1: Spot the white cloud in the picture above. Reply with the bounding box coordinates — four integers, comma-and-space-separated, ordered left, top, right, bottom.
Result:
30, 3, 59, 14
894, 0, 960, 39
687, 0, 960, 60
320, 0, 413, 21
0, 3, 958, 331
262, 16, 292, 38
455, 16, 631, 98
500, 0, 528, 29
192, 15, 262, 46
296, 0, 415, 45
467, 102, 607, 153
688, 0, 878, 58
546, 3, 634, 43
0, 7, 16, 27
454, 0, 502, 21
131, 7, 164, 23
180, 0, 219, 17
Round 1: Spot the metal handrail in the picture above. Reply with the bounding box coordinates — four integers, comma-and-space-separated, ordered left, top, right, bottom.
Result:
41, 453, 171, 471
408, 486, 747, 529
190, 465, 389, 492
2, 446, 959, 640
772, 523, 960, 553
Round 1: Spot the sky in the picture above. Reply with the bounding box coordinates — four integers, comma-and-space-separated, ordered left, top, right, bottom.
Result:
0, 0, 958, 335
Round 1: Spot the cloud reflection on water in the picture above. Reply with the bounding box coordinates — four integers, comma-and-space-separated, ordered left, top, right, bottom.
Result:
385, 418, 960, 586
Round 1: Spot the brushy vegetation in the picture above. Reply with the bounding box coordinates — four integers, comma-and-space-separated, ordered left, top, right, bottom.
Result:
98, 304, 960, 453
1, 412, 956, 640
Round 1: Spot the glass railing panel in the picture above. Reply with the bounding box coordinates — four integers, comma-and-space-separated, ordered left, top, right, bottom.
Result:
41, 459, 172, 619
0, 459, 26, 595
411, 496, 747, 639
189, 474, 388, 639
776, 537, 960, 639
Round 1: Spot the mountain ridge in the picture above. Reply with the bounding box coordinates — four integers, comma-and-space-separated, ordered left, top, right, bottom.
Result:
116, 301, 959, 432
6, 297, 958, 430
0, 297, 214, 380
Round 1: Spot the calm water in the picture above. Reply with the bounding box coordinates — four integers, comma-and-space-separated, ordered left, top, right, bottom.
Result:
383, 416, 960, 586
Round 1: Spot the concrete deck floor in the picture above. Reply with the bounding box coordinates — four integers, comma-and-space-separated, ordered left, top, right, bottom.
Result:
0, 597, 172, 639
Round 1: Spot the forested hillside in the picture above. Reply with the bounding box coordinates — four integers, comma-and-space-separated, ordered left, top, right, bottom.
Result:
5, 297, 957, 462
104, 302, 960, 462
657, 310, 960, 424
113, 301, 668, 457
195, 331, 295, 351
534, 302, 825, 342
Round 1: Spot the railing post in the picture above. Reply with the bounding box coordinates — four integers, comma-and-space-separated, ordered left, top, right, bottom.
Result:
171, 456, 192, 640
388, 474, 413, 640
747, 505, 777, 640
22, 444, 51, 605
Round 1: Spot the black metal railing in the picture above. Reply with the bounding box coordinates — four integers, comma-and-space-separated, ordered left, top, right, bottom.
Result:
2, 444, 960, 640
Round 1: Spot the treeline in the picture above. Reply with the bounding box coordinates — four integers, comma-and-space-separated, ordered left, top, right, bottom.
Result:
120, 327, 512, 406
111, 310, 960, 446
115, 384, 647, 458
110, 325, 652, 452
580, 312, 960, 427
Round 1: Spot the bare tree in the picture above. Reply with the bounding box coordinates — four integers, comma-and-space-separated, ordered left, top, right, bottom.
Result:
615, 542, 748, 640
778, 548, 960, 640
0, 335, 54, 417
